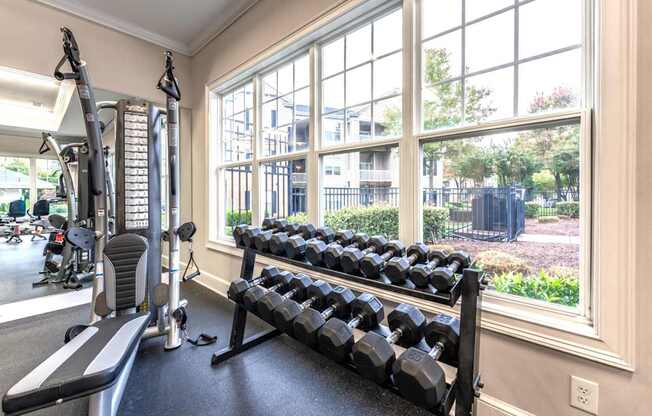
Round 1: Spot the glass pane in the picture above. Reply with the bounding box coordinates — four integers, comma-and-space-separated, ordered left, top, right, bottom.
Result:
422, 80, 463, 131
223, 164, 252, 238
346, 105, 372, 143
322, 110, 345, 146
422, 30, 462, 83
262, 128, 291, 156
322, 38, 344, 78
294, 88, 310, 122
465, 10, 514, 74
346, 24, 372, 68
262, 72, 277, 102
519, 0, 582, 59
422, 0, 462, 39
277, 63, 293, 97
374, 52, 402, 99
244, 83, 254, 109
421, 121, 581, 308
294, 120, 310, 152
278, 94, 293, 126
518, 49, 582, 115
465, 66, 514, 123
321, 146, 400, 239
262, 100, 277, 130
374, 8, 402, 56
234, 87, 245, 113
294, 54, 310, 89
322, 74, 344, 112
465, 0, 512, 22
261, 158, 307, 220
374, 96, 402, 137
346, 64, 371, 107
0, 156, 32, 215
222, 109, 252, 163
223, 93, 234, 116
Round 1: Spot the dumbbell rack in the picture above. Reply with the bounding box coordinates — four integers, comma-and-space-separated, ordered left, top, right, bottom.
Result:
212, 247, 483, 416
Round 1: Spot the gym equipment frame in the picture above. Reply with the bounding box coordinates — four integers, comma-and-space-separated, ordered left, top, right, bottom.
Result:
213, 246, 484, 416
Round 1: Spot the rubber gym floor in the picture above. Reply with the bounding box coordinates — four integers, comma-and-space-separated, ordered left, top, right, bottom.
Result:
0, 281, 432, 416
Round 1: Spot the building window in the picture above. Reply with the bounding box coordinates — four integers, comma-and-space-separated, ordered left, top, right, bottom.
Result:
320, 8, 403, 146
0, 156, 31, 215
261, 55, 310, 156
222, 82, 254, 162
420, 0, 583, 131
321, 145, 399, 238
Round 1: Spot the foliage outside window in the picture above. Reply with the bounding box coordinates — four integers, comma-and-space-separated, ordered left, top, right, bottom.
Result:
0, 156, 31, 215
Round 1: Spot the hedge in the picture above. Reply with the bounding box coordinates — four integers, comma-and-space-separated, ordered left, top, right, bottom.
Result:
524, 202, 540, 219
556, 201, 579, 218
492, 269, 579, 307
324, 206, 448, 240
226, 209, 251, 226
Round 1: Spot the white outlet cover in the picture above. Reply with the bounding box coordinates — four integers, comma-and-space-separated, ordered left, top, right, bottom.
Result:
570, 376, 599, 414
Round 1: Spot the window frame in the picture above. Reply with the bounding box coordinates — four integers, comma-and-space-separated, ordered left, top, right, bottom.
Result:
206, 0, 637, 371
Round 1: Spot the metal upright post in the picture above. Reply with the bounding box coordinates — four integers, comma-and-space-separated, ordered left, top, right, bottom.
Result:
54, 27, 108, 323
455, 269, 483, 416
158, 51, 183, 350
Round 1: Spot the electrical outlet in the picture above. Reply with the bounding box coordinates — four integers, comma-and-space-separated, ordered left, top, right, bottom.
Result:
570, 376, 599, 414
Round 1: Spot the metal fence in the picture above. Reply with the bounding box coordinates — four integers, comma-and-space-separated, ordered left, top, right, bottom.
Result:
526, 191, 579, 218
322, 187, 400, 211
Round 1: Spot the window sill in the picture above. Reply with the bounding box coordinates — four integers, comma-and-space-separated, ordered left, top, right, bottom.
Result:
203, 239, 633, 371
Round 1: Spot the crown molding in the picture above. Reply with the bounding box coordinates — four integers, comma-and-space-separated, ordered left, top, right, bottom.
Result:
34, 0, 259, 56
189, 0, 260, 56
34, 0, 193, 55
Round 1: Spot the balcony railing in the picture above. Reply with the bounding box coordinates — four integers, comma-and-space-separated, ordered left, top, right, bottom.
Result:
360, 169, 392, 182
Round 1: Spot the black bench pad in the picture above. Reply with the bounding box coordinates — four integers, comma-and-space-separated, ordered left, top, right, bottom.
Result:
2, 312, 150, 415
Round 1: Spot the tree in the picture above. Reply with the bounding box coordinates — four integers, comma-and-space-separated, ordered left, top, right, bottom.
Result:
532, 170, 556, 193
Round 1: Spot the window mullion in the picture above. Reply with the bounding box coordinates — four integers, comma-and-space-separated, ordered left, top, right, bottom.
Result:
307, 44, 321, 226
399, 0, 418, 244
251, 76, 262, 226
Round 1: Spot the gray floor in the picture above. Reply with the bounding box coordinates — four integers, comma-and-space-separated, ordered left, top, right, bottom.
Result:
0, 282, 431, 416
0, 233, 71, 305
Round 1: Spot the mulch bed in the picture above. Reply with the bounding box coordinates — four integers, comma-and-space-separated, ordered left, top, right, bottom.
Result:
523, 218, 580, 237
429, 238, 579, 272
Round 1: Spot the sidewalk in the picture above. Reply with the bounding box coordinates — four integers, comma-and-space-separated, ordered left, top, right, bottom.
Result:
518, 233, 580, 245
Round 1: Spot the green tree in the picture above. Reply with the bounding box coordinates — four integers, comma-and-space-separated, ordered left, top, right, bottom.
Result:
532, 169, 556, 193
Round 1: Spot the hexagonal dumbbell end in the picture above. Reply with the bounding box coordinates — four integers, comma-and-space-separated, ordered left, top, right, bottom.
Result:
360, 252, 386, 279
272, 280, 333, 335
409, 250, 449, 288
305, 239, 328, 265
298, 223, 316, 240
285, 234, 307, 259
293, 286, 355, 347
392, 347, 447, 409
385, 243, 429, 284
257, 273, 313, 323
352, 331, 395, 383
335, 229, 354, 245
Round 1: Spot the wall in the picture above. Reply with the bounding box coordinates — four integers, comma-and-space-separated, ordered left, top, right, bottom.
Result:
208, 0, 650, 414
0, 0, 192, 108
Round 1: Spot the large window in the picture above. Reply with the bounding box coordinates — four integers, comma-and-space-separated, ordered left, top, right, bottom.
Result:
321, 8, 403, 146
212, 0, 592, 313
0, 156, 31, 216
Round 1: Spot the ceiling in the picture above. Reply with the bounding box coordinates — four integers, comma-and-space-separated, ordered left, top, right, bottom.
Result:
36, 0, 258, 55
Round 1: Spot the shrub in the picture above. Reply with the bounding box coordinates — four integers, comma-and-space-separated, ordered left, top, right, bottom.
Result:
427, 244, 456, 253
475, 250, 530, 275
538, 216, 559, 223
492, 269, 579, 307
287, 212, 308, 225
556, 201, 579, 218
323, 206, 448, 240
524, 202, 540, 219
226, 209, 251, 226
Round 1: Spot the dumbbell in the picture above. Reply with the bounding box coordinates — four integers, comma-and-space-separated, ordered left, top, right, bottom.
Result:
227, 266, 281, 304
431, 251, 471, 291
340, 235, 387, 275
360, 240, 405, 279
298, 223, 317, 240
408, 250, 449, 288
384, 243, 430, 285
269, 223, 302, 255
323, 233, 369, 270
273, 280, 334, 334
317, 293, 384, 362
253, 219, 290, 252
285, 227, 335, 259
241, 218, 285, 248
241, 270, 294, 312
256, 273, 313, 323
292, 286, 355, 347
305, 229, 354, 266
233, 224, 253, 247
392, 314, 460, 409
352, 303, 425, 384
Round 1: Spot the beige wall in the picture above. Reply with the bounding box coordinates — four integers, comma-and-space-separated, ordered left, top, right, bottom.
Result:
187, 0, 652, 415
0, 0, 192, 108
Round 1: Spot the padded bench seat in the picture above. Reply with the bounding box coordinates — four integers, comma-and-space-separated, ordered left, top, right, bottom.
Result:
2, 312, 150, 415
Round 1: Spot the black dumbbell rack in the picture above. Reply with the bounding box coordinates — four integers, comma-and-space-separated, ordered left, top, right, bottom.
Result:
212, 247, 483, 416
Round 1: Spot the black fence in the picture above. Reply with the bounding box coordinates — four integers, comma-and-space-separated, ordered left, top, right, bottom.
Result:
322, 187, 400, 211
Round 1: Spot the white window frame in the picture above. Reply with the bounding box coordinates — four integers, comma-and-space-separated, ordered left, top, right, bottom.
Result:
206, 0, 637, 371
